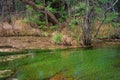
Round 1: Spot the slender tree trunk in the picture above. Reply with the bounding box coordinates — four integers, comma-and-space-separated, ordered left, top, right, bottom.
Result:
110, 0, 116, 13
4, 0, 10, 14
67, 2, 71, 17
12, 0, 16, 12
43, 0, 48, 26
33, 0, 36, 3
94, 0, 118, 38
0, 0, 4, 16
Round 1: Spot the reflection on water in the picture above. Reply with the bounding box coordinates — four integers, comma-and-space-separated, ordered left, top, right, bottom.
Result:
1, 45, 120, 80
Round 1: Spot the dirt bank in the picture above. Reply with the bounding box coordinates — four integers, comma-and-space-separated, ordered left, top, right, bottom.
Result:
0, 36, 119, 52
0, 36, 78, 52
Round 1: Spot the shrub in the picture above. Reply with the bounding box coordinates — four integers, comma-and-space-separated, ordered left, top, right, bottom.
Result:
52, 33, 62, 44
69, 18, 79, 28
50, 25, 59, 30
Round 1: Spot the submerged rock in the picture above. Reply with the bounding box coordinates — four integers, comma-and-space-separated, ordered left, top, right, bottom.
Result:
0, 70, 13, 79
50, 73, 65, 80
0, 54, 30, 62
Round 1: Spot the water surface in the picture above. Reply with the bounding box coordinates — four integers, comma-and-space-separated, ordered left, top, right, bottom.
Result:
1, 44, 120, 80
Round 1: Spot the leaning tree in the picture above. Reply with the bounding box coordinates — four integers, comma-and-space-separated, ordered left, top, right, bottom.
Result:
76, 0, 119, 46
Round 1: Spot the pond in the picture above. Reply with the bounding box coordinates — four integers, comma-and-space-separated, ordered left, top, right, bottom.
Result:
0, 44, 120, 80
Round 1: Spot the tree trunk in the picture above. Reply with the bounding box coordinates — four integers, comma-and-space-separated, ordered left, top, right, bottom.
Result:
82, 0, 92, 47
94, 0, 119, 38
0, 0, 4, 16
20, 0, 59, 25
67, 2, 71, 17
3, 0, 11, 23
12, 0, 16, 12
43, 0, 48, 26
4, 0, 10, 15
82, 18, 92, 46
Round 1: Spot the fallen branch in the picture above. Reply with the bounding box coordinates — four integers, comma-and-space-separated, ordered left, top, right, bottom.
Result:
20, 0, 59, 25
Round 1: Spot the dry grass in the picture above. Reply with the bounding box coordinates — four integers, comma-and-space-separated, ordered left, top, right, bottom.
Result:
0, 20, 40, 36
70, 22, 120, 38
94, 22, 116, 38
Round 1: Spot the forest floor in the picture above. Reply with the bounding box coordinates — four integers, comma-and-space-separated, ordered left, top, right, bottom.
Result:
0, 36, 79, 52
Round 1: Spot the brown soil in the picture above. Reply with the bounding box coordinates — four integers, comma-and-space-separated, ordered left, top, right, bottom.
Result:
0, 36, 119, 52
0, 36, 78, 52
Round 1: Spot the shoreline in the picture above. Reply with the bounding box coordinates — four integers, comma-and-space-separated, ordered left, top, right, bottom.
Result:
0, 36, 80, 52
0, 36, 119, 52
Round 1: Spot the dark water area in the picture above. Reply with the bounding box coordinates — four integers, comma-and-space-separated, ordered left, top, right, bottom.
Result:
0, 44, 120, 80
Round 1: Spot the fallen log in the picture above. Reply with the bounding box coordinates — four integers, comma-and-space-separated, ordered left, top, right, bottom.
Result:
20, 0, 59, 25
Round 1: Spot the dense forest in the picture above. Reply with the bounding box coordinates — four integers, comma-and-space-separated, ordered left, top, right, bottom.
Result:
0, 0, 120, 47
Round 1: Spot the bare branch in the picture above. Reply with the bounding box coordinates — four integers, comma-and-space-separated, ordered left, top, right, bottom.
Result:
94, 0, 118, 38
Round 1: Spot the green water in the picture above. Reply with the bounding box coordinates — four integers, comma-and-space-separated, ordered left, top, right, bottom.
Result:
0, 44, 120, 80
